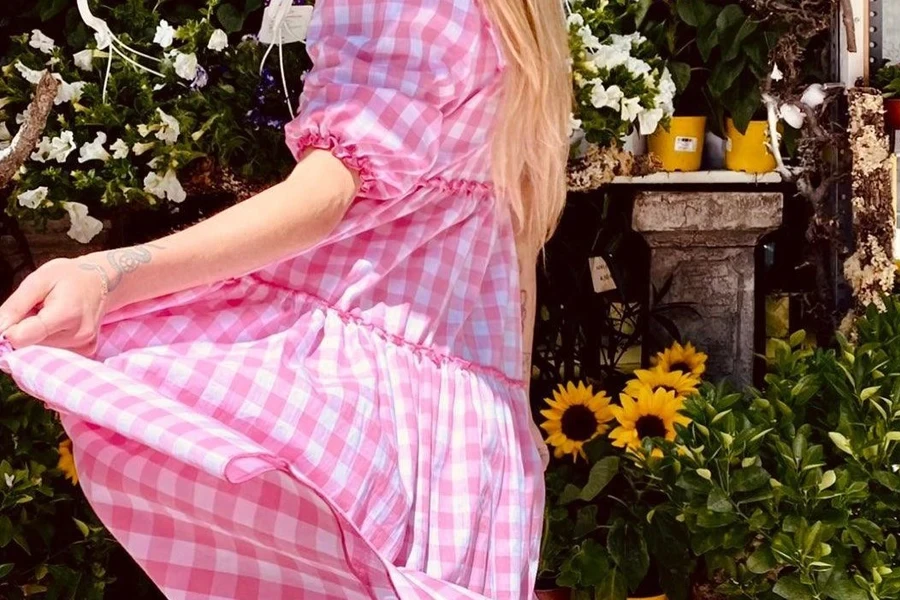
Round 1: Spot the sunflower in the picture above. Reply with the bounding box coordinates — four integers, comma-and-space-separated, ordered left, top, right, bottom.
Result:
540, 382, 615, 461
653, 342, 708, 378
623, 368, 699, 400
57, 439, 78, 485
609, 386, 690, 453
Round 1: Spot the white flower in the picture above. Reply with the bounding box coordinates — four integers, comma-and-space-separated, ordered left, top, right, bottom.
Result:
45, 57, 60, 67
94, 29, 112, 50
132, 141, 155, 155
53, 75, 87, 105
4, 473, 14, 489
73, 49, 94, 71
624, 56, 651, 77
608, 33, 645, 51
153, 20, 176, 48
173, 52, 198, 81
143, 169, 186, 203
29, 29, 56, 54
208, 29, 229, 52
78, 132, 111, 163
566, 13, 584, 27
771, 63, 784, 81
31, 130, 76, 163
137, 124, 151, 137
14, 61, 46, 85
152, 83, 167, 92
779, 103, 805, 129
577, 27, 601, 50
620, 97, 643, 122
155, 108, 180, 144
638, 107, 664, 135
17, 186, 48, 209
110, 138, 129, 159
591, 45, 629, 71
801, 83, 826, 109
568, 113, 583, 138
63, 202, 103, 243
657, 68, 677, 113
0, 122, 11, 151
590, 82, 624, 110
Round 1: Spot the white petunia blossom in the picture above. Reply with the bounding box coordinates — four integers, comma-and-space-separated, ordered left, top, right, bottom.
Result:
29, 29, 56, 54
779, 103, 805, 129
638, 107, 664, 135
110, 138, 129, 159
4, 473, 14, 489
17, 186, 49, 209
208, 29, 229, 52
620, 97, 643, 122
657, 68, 677, 113
0, 122, 11, 151
144, 169, 186, 203
78, 132, 111, 163
590, 82, 624, 110
53, 75, 87, 105
153, 20, 176, 48
566, 13, 585, 28
771, 63, 784, 81
624, 56, 651, 77
14, 61, 46, 84
155, 108, 180, 144
137, 124, 151, 137
73, 49, 94, 71
173, 51, 198, 80
591, 45, 629, 71
801, 84, 826, 109
94, 29, 112, 50
132, 141, 156, 155
63, 202, 103, 243
568, 113, 583, 138
31, 130, 76, 163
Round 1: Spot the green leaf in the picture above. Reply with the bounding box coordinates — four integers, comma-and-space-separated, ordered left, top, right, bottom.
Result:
722, 17, 758, 63
675, 0, 709, 27
667, 62, 692, 94
696, 18, 720, 63
708, 56, 747, 98
73, 518, 90, 539
850, 519, 883, 543
38, 0, 67, 21
707, 487, 732, 513
0, 563, 13, 579
216, 4, 245, 33
0, 516, 12, 548
773, 575, 815, 600
873, 470, 900, 492
696, 509, 738, 528
243, 0, 264, 14
828, 432, 854, 455
559, 484, 581, 505
607, 520, 650, 590
747, 546, 776, 574
732, 466, 770, 492
825, 578, 867, 600
596, 568, 628, 600
578, 456, 619, 502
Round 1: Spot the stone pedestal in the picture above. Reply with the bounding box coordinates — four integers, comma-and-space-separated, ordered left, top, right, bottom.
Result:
632, 191, 783, 385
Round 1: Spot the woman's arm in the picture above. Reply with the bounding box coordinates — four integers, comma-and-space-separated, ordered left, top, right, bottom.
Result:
0, 150, 358, 348
91, 149, 358, 313
519, 246, 550, 469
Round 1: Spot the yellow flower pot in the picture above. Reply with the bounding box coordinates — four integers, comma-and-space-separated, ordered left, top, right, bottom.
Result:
648, 116, 706, 172
630, 595, 667, 600
724, 118, 777, 173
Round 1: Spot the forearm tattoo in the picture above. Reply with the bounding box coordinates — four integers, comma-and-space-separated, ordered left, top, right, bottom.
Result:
79, 243, 165, 291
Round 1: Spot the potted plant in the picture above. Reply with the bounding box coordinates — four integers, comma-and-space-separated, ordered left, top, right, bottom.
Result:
566, 0, 675, 162
649, 302, 900, 598
874, 62, 900, 130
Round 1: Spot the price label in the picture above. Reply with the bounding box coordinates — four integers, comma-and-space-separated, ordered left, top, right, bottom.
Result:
589, 256, 617, 293
674, 136, 697, 153
259, 0, 314, 44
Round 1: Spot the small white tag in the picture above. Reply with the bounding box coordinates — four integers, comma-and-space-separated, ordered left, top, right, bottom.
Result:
259, 1, 313, 44
726, 137, 733, 152
589, 256, 616, 293
674, 136, 697, 153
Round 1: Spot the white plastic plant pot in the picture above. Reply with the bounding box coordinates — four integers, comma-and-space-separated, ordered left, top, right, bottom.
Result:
622, 130, 647, 156
704, 131, 726, 170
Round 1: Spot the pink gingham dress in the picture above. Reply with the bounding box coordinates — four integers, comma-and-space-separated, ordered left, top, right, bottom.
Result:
0, 0, 545, 598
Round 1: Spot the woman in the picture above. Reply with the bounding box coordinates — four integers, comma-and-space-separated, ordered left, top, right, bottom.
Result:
0, 0, 569, 597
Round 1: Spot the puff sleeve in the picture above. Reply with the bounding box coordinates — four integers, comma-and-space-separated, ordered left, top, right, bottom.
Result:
284, 0, 472, 200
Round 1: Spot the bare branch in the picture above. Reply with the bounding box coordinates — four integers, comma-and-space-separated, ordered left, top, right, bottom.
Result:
0, 72, 60, 189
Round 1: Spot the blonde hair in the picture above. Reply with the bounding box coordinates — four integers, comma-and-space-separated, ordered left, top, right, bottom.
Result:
482, 0, 571, 256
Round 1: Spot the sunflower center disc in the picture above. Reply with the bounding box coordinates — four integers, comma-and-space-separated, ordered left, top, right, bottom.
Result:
635, 415, 667, 439
560, 404, 600, 442
669, 362, 691, 374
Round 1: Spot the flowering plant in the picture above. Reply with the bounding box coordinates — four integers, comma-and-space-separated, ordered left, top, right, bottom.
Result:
566, 0, 676, 148
0, 0, 306, 244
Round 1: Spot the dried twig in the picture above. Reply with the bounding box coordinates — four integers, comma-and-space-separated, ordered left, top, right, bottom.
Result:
0, 72, 59, 189
839, 0, 857, 53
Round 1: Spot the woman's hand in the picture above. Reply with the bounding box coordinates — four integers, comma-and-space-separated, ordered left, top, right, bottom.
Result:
0, 257, 109, 354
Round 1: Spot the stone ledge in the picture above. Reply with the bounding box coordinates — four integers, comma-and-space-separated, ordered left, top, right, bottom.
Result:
633, 192, 783, 242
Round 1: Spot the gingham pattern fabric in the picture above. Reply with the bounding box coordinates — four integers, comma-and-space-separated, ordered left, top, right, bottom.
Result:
0, 0, 545, 598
